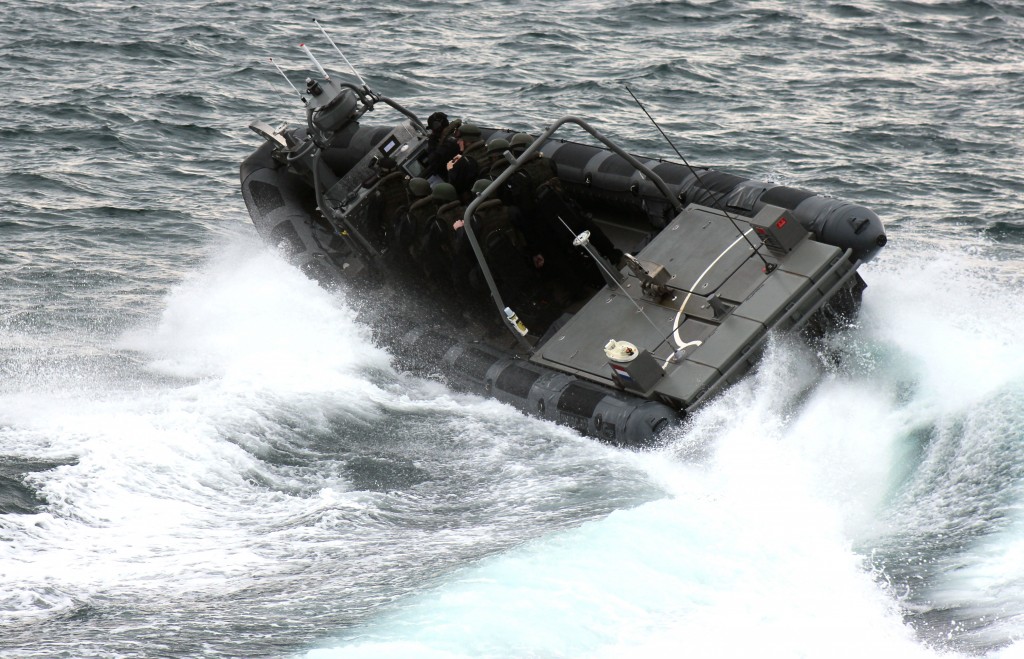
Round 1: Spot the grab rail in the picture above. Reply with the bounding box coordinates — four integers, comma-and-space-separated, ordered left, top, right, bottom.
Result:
461, 116, 684, 351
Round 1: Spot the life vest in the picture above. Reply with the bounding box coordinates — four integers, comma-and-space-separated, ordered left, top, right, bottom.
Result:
497, 153, 557, 213
406, 196, 440, 261
365, 171, 410, 249
470, 200, 538, 302
461, 139, 487, 165
473, 199, 526, 254
430, 200, 466, 256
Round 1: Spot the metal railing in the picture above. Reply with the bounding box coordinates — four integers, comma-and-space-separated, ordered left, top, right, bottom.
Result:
460, 116, 684, 350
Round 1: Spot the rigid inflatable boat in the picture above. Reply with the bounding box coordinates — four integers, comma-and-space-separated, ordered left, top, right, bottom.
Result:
240, 52, 886, 447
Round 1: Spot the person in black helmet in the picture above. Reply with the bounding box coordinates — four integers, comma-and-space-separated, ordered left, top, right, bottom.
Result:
445, 142, 480, 201
364, 155, 408, 250
455, 123, 486, 163
424, 111, 460, 183
393, 176, 433, 254
410, 182, 459, 288
427, 111, 449, 143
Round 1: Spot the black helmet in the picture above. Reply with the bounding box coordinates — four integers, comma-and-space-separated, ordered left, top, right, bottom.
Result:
485, 138, 510, 154
510, 133, 534, 150
427, 111, 449, 134
408, 177, 431, 198
432, 182, 458, 202
458, 123, 482, 139
471, 179, 492, 196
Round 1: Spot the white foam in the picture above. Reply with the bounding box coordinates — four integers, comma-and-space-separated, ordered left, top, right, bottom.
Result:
304, 241, 1024, 658
859, 247, 1024, 414
5, 232, 1023, 655
304, 359, 931, 657
0, 239, 400, 621
305, 478, 932, 658
119, 239, 392, 387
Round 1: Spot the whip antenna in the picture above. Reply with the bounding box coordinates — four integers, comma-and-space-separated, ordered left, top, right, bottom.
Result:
625, 85, 773, 271
269, 57, 305, 103
555, 216, 664, 337
313, 18, 369, 89
299, 43, 330, 81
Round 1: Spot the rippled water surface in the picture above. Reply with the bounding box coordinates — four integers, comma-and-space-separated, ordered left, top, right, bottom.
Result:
1, 1, 1023, 657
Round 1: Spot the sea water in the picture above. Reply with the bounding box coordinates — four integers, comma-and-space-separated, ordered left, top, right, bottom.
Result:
1, 1, 1022, 656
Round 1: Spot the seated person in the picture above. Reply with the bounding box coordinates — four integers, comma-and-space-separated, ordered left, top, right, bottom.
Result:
423, 111, 460, 182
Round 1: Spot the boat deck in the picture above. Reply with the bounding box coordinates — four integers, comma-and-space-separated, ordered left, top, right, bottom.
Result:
531, 204, 856, 409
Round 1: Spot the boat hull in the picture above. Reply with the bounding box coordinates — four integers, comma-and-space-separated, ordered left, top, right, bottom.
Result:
241, 121, 878, 445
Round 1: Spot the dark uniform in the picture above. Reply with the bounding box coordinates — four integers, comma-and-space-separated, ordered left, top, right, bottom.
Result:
414, 183, 465, 290
446, 153, 480, 201
424, 112, 460, 182
482, 138, 511, 179
533, 177, 623, 287
456, 123, 487, 165
406, 186, 443, 273
364, 158, 410, 251
492, 144, 623, 292
497, 151, 558, 214
469, 197, 544, 312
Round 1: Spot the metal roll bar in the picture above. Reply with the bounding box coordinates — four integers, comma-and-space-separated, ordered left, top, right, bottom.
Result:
461, 116, 684, 350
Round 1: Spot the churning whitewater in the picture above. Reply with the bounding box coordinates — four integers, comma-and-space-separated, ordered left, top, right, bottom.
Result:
2, 0, 1023, 657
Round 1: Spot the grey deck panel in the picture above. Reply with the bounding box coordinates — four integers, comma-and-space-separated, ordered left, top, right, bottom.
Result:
777, 238, 843, 280
531, 204, 849, 409
636, 206, 756, 296
537, 292, 680, 377
681, 314, 765, 377
731, 270, 813, 327
715, 257, 771, 304
652, 361, 723, 407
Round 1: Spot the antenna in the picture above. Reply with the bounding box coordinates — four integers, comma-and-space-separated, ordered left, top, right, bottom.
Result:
625, 85, 773, 272
299, 43, 330, 81
555, 216, 665, 337
313, 18, 369, 88
269, 57, 305, 103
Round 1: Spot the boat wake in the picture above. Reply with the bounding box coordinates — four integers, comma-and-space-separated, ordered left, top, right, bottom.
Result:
2, 235, 1022, 657
298, 240, 1024, 658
